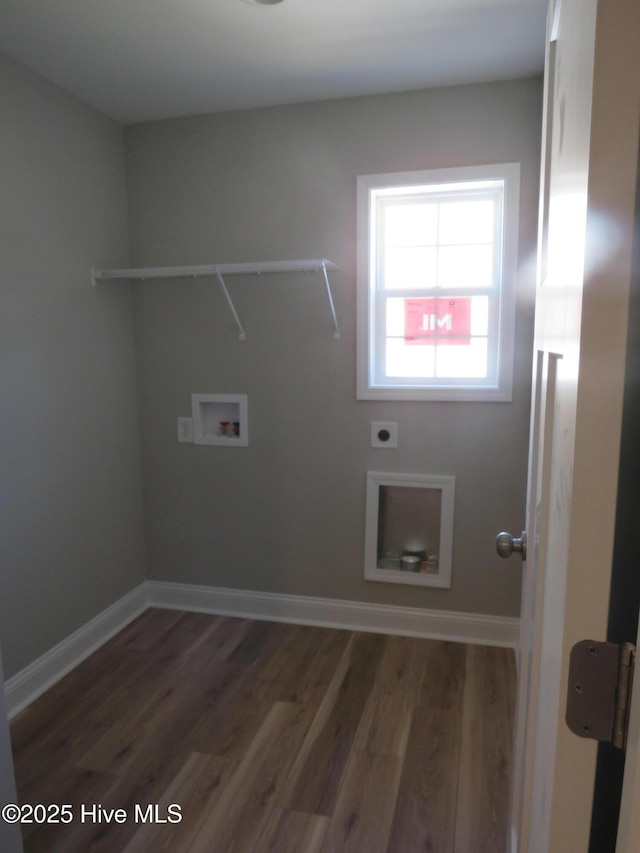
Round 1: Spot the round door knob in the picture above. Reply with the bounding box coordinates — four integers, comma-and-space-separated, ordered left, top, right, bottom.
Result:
496, 531, 527, 559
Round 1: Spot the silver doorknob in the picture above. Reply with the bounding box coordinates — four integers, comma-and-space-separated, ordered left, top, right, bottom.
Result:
496, 531, 527, 560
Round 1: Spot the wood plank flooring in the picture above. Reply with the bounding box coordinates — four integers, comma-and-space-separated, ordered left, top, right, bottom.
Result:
10, 609, 516, 852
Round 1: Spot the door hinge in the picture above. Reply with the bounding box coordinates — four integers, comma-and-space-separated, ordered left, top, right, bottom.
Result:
566, 640, 635, 751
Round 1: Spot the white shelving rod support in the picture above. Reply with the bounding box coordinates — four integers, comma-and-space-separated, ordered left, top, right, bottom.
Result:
215, 271, 246, 340
321, 261, 340, 339
91, 259, 339, 338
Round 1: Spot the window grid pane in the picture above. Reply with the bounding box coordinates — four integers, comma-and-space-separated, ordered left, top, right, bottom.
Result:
379, 192, 499, 294
377, 189, 499, 384
384, 247, 437, 289
384, 337, 490, 380
358, 165, 517, 400
439, 199, 495, 244
382, 293, 492, 381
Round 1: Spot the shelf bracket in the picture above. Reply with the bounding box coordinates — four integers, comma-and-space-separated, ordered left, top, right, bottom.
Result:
320, 261, 340, 340
91, 259, 339, 339
215, 271, 246, 340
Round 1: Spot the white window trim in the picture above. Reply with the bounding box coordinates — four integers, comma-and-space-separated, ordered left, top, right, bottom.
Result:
356, 163, 520, 402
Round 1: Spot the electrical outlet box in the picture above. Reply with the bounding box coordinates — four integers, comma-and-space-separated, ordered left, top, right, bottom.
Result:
177, 417, 194, 443
371, 422, 398, 448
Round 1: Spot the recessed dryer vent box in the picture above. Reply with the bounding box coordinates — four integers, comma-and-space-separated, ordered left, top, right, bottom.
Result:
364, 471, 455, 588
192, 394, 248, 446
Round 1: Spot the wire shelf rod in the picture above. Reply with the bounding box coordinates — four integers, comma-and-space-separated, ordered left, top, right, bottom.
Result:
91, 258, 339, 339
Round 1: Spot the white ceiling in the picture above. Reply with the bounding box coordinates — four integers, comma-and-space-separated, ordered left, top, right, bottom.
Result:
0, 0, 547, 125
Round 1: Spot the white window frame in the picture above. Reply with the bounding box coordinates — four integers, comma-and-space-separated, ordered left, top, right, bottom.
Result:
356, 163, 520, 402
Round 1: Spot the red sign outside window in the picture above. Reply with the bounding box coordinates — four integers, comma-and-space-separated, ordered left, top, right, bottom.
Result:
404, 297, 472, 345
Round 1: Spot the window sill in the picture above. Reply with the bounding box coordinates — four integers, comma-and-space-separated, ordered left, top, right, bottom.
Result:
356, 383, 513, 402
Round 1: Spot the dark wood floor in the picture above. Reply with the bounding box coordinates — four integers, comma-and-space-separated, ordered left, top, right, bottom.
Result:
10, 609, 516, 852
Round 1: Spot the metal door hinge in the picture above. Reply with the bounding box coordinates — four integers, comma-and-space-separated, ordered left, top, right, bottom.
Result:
566, 640, 635, 750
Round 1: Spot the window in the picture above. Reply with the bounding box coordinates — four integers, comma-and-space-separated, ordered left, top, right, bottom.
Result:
357, 163, 520, 401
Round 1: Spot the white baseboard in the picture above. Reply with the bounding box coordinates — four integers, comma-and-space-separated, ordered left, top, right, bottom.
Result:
5, 581, 519, 719
147, 581, 519, 649
4, 583, 148, 719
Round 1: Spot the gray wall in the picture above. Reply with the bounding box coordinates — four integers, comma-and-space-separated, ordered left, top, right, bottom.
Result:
125, 78, 542, 618
0, 63, 541, 687
0, 54, 146, 678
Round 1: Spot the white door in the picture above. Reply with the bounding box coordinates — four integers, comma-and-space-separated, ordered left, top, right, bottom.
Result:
508, 0, 640, 851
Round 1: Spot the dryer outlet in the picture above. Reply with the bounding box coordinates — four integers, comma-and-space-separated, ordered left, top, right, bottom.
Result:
371, 422, 398, 448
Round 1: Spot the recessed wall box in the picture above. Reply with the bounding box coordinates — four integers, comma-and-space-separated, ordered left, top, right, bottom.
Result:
364, 471, 455, 588
192, 394, 248, 446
